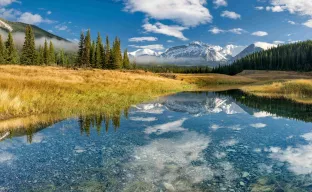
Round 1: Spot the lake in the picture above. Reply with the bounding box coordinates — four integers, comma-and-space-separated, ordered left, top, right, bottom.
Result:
1, 90, 312, 192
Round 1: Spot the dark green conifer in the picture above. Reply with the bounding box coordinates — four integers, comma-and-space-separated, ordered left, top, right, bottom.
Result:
49, 41, 56, 64
82, 29, 91, 67
5, 32, 19, 64
122, 49, 130, 69
21, 25, 36, 65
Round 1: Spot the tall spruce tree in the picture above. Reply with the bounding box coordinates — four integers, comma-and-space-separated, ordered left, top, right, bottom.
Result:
0, 35, 5, 64
95, 32, 103, 68
104, 35, 110, 69
37, 46, 44, 65
111, 37, 122, 69
82, 29, 91, 67
43, 39, 49, 65
122, 49, 130, 69
77, 31, 85, 67
49, 41, 56, 64
90, 41, 96, 67
5, 32, 19, 64
21, 25, 36, 65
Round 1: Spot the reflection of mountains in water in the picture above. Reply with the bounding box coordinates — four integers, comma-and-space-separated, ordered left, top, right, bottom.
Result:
161, 92, 247, 115
2, 90, 312, 143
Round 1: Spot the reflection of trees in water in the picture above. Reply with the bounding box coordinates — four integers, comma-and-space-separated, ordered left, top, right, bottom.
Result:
0, 121, 56, 144
0, 108, 130, 143
78, 108, 129, 136
217, 90, 312, 122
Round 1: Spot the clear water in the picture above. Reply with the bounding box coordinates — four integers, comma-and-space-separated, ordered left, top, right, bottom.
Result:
1, 90, 312, 192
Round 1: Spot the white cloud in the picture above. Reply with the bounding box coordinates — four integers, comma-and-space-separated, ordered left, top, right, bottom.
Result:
209, 27, 247, 35
129, 116, 157, 122
273, 40, 285, 45
288, 20, 296, 25
303, 19, 312, 28
18, 12, 53, 25
128, 131, 212, 190
144, 118, 187, 135
0, 0, 17, 7
250, 123, 267, 128
124, 0, 212, 27
47, 11, 52, 15
252, 31, 268, 36
266, 6, 284, 12
209, 27, 225, 34
270, 145, 312, 175
0, 8, 21, 20
255, 6, 264, 10
213, 0, 227, 8
270, 0, 312, 16
228, 28, 247, 34
128, 36, 158, 42
221, 10, 241, 20
55, 24, 68, 31
143, 21, 188, 41
129, 44, 165, 50
167, 40, 174, 43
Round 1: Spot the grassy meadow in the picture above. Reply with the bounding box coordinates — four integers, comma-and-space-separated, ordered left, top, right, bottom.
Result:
0, 65, 193, 121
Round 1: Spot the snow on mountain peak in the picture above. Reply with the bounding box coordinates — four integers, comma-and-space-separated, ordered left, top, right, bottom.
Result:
0, 20, 13, 32
129, 49, 160, 57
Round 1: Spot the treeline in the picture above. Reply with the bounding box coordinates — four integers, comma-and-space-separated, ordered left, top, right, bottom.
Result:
137, 65, 212, 73
0, 25, 75, 66
75, 30, 132, 69
213, 40, 312, 75
0, 25, 133, 68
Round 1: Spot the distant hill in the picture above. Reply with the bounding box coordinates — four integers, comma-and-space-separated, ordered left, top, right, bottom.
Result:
0, 18, 69, 42
233, 42, 277, 61
213, 40, 312, 75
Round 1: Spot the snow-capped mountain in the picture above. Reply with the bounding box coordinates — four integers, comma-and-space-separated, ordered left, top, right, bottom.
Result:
233, 42, 277, 61
160, 41, 233, 66
128, 49, 162, 57
128, 41, 278, 66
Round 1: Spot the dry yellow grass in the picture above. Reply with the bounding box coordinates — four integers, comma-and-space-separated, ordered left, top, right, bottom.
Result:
161, 73, 256, 88
242, 79, 312, 104
0, 65, 193, 121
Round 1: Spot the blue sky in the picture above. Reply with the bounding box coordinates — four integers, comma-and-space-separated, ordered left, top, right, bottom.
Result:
1, 0, 312, 52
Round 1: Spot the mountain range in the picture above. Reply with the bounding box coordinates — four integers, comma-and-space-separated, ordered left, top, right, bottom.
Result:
129, 41, 278, 66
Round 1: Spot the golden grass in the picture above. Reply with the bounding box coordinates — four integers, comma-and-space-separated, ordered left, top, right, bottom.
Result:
161, 73, 256, 88
242, 79, 312, 104
0, 65, 193, 121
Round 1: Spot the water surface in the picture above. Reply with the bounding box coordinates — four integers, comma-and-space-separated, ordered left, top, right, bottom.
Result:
1, 90, 312, 191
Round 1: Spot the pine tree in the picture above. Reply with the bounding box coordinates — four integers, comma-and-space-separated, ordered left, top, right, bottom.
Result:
43, 39, 49, 65
122, 49, 130, 69
37, 46, 44, 65
0, 35, 5, 64
104, 35, 110, 69
95, 32, 103, 68
49, 41, 56, 64
111, 37, 122, 69
76, 31, 85, 67
90, 41, 96, 67
5, 32, 19, 64
21, 25, 36, 65
57, 49, 66, 65
82, 29, 91, 67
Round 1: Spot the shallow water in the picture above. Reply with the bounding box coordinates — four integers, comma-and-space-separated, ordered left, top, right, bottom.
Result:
1, 90, 312, 191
